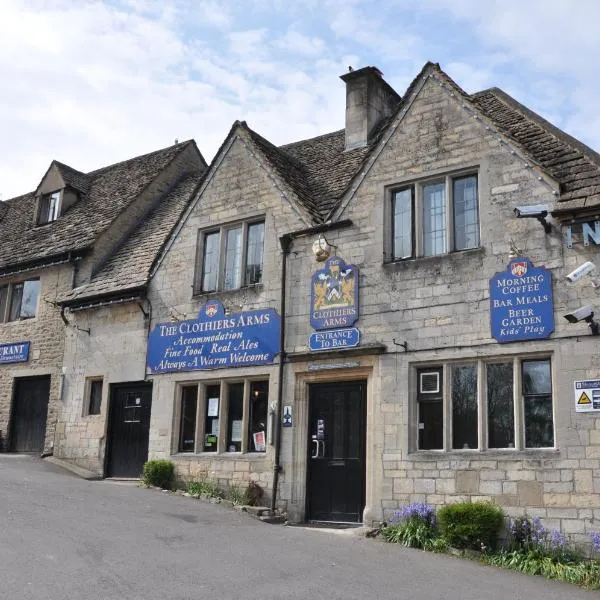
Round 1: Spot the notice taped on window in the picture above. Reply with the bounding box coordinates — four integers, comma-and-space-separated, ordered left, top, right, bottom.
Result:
574, 380, 600, 412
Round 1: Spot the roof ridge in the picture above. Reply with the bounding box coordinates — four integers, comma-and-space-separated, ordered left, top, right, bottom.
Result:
280, 129, 344, 150
86, 140, 194, 177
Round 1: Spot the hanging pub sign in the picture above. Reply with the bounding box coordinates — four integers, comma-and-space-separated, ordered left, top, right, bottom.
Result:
489, 257, 554, 343
147, 300, 280, 374
0, 341, 30, 365
310, 256, 359, 331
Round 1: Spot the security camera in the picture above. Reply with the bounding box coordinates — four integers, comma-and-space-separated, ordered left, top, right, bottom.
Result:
565, 261, 597, 283
564, 305, 594, 323
513, 204, 549, 218
513, 205, 551, 233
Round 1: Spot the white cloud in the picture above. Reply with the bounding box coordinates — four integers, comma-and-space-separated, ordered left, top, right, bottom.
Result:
0, 0, 598, 202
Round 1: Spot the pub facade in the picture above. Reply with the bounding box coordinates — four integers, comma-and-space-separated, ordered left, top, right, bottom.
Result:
56, 63, 600, 545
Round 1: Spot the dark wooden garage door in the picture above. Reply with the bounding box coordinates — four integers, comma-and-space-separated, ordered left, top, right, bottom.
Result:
10, 376, 51, 453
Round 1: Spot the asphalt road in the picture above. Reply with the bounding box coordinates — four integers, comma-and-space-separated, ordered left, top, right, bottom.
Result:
0, 455, 595, 600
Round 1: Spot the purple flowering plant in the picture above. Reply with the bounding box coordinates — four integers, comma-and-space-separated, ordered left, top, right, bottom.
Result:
591, 533, 600, 554
389, 502, 436, 527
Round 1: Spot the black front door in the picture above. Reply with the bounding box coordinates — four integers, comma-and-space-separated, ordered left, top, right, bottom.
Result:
106, 382, 152, 478
10, 376, 51, 453
307, 381, 366, 523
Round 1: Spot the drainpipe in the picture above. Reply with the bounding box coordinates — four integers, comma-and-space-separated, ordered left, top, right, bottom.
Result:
269, 219, 354, 514
270, 234, 291, 513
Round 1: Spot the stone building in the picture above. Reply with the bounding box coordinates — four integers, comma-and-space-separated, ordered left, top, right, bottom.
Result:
0, 141, 206, 459
56, 62, 600, 544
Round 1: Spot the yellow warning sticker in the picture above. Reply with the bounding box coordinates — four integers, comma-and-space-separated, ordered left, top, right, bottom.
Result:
578, 391, 592, 405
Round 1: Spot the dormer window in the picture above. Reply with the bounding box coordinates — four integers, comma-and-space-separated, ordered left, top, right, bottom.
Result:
38, 191, 61, 225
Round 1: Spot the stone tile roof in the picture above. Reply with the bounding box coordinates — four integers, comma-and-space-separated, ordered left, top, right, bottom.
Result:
62, 173, 203, 304
242, 124, 372, 222
471, 88, 600, 207
54, 161, 91, 194
0, 141, 196, 272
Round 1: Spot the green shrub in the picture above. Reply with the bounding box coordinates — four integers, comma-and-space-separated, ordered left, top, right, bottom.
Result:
142, 460, 174, 489
226, 484, 246, 505
187, 479, 222, 499
486, 551, 600, 589
437, 502, 504, 551
243, 481, 264, 506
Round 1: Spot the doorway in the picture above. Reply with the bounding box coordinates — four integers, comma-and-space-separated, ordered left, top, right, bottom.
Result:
306, 381, 366, 523
106, 382, 152, 478
9, 375, 51, 453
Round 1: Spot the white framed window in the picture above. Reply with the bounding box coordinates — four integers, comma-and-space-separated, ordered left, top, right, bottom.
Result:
176, 379, 269, 454
196, 220, 265, 293
391, 172, 479, 260
38, 191, 61, 225
416, 356, 554, 451
0, 279, 40, 322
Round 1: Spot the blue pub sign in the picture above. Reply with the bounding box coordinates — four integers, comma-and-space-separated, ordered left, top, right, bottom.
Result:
147, 301, 280, 374
310, 256, 359, 331
0, 341, 29, 365
489, 257, 554, 343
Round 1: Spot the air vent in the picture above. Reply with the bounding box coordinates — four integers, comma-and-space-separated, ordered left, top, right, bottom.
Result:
420, 371, 440, 394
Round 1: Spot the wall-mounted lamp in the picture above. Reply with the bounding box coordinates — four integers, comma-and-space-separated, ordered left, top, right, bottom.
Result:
563, 305, 600, 335
312, 234, 332, 262
513, 204, 552, 233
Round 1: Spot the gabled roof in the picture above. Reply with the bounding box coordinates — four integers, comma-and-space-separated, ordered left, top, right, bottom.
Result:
242, 123, 373, 222
61, 172, 204, 306
0, 141, 200, 273
471, 88, 600, 207
54, 161, 90, 194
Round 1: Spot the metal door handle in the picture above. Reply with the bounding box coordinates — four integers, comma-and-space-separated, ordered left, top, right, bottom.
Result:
311, 439, 319, 458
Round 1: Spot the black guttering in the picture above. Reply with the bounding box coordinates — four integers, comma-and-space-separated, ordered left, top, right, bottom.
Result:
270, 218, 353, 513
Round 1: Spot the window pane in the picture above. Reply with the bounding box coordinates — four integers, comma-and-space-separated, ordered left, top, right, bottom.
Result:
224, 227, 243, 291
179, 386, 198, 452
393, 188, 413, 259
418, 400, 443, 450
204, 384, 220, 452
487, 363, 514, 448
20, 280, 40, 319
522, 360, 552, 395
245, 222, 265, 286
453, 175, 479, 250
8, 283, 23, 322
248, 381, 268, 452
452, 364, 478, 449
88, 380, 103, 416
226, 383, 244, 452
0, 285, 8, 322
523, 360, 553, 448
417, 367, 443, 450
201, 232, 220, 292
422, 182, 446, 256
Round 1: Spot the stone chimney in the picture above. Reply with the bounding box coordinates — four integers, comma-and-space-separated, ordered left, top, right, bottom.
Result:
340, 66, 401, 151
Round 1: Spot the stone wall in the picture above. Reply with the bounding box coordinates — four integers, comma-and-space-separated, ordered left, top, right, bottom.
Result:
277, 72, 600, 542
56, 302, 147, 474
0, 264, 73, 454
147, 129, 309, 494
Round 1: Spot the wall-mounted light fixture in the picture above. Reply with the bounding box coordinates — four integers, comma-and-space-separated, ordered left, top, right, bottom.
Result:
513, 204, 552, 233
312, 234, 332, 262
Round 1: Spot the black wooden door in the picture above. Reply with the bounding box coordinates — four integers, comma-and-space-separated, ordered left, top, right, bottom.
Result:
106, 382, 152, 478
307, 381, 366, 523
10, 376, 51, 453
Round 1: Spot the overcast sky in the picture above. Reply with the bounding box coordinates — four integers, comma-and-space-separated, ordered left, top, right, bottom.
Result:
1, 0, 599, 199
